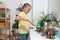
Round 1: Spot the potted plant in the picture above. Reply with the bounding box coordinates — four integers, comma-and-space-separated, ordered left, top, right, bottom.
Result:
40, 12, 59, 27
36, 12, 51, 32
0, 2, 2, 5
12, 15, 19, 36
40, 12, 59, 39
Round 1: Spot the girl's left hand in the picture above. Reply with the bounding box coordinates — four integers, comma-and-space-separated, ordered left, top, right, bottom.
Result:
30, 27, 34, 29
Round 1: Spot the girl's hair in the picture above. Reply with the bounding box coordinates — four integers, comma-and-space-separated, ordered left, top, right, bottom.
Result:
22, 3, 31, 10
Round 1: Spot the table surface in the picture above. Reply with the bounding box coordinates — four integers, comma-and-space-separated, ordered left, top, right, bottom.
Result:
30, 29, 60, 40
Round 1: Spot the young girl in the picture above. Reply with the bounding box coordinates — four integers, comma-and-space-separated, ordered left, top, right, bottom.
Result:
16, 3, 34, 40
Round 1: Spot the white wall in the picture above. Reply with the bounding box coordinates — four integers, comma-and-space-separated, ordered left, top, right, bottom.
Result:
33, 0, 48, 20
48, 0, 60, 20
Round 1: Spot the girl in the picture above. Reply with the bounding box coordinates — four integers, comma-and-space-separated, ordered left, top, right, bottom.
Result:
16, 3, 34, 40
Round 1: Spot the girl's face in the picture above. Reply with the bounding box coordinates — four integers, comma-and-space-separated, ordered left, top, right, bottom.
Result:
24, 5, 31, 14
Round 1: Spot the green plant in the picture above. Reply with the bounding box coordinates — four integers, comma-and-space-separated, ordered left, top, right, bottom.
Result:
2, 13, 5, 17
40, 12, 51, 22
12, 20, 19, 29
12, 15, 19, 29
17, 7, 22, 11
40, 12, 59, 26
0, 2, 2, 4
0, 13, 5, 17
12, 15, 19, 36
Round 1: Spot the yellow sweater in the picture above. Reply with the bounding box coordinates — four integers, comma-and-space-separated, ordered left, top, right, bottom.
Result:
18, 12, 30, 34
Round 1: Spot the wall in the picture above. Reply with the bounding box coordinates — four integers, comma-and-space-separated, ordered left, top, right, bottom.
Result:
48, 0, 60, 20
33, 0, 48, 20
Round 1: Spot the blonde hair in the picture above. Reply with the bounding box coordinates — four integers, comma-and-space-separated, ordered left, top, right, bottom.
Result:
22, 3, 31, 10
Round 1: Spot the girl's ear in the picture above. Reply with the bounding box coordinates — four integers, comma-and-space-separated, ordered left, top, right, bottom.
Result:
23, 7, 26, 10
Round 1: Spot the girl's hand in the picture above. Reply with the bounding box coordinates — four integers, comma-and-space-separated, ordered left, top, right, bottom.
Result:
30, 26, 34, 29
